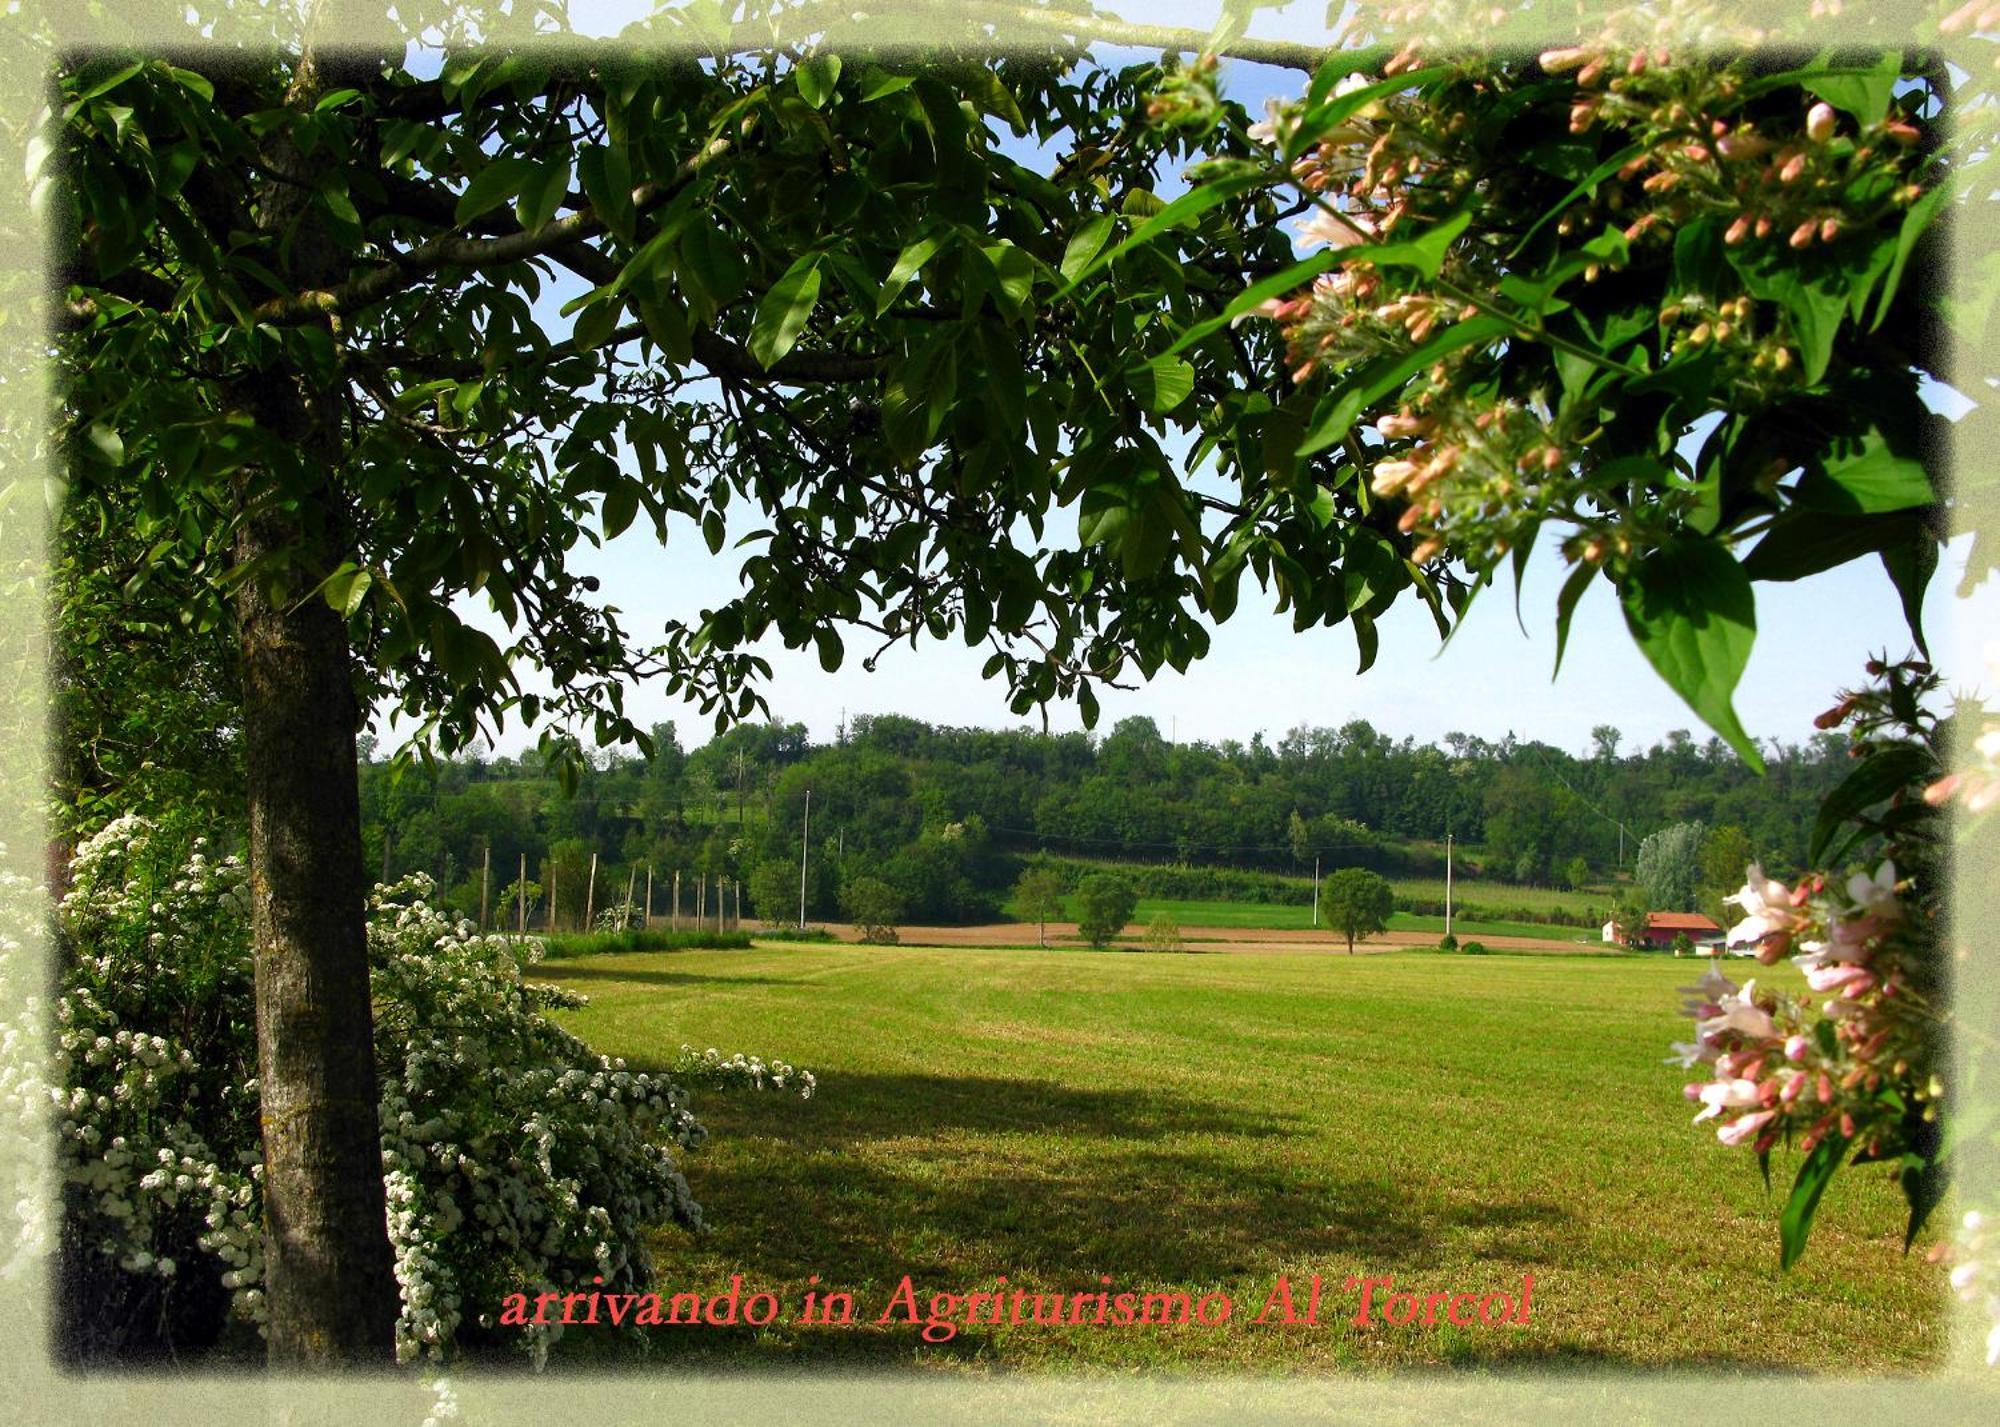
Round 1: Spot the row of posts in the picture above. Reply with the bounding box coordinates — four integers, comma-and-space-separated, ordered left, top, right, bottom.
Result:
462, 844, 740, 934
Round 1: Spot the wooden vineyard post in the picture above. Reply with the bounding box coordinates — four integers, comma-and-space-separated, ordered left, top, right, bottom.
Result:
623, 866, 638, 932
479, 844, 491, 933
584, 852, 598, 933
673, 870, 681, 931
517, 853, 527, 934
645, 865, 654, 930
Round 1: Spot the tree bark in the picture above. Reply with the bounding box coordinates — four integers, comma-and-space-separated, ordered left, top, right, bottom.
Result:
229, 44, 399, 1366
236, 495, 398, 1365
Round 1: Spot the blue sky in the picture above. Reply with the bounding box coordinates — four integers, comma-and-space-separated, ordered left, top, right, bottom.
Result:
425, 1, 1995, 762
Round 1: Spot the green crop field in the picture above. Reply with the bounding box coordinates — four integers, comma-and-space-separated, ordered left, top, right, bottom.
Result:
531, 944, 1940, 1372
1005, 894, 1597, 943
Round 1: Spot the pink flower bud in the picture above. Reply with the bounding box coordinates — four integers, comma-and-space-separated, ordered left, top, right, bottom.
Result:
1884, 121, 1920, 147
1725, 215, 1752, 244
1716, 132, 1773, 160
1789, 220, 1817, 249
1538, 47, 1591, 73
1784, 1034, 1810, 1062
1779, 153, 1807, 183
1819, 216, 1841, 242
1806, 101, 1837, 144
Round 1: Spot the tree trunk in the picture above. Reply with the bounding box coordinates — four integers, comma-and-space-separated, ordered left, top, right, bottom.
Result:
235, 496, 398, 1364
229, 46, 398, 1366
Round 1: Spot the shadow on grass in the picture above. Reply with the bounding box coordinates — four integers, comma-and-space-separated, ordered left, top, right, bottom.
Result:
626, 1071, 1581, 1290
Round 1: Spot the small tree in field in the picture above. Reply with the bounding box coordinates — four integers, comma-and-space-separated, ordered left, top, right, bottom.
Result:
1013, 865, 1066, 949
1322, 868, 1394, 955
1143, 911, 1184, 954
841, 877, 903, 946
748, 859, 797, 929
1074, 874, 1137, 949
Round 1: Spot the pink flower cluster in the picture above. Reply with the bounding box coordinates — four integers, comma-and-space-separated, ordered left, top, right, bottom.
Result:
1673, 860, 1936, 1162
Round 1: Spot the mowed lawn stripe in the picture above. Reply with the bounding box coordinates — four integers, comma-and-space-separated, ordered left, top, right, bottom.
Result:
531, 945, 1942, 1371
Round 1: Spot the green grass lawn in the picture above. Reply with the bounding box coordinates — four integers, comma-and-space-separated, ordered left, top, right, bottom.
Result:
531, 944, 1941, 1372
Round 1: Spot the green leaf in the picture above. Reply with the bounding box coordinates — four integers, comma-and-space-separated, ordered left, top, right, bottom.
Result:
1873, 182, 1948, 332
749, 255, 823, 369
1809, 743, 1932, 863
1298, 314, 1510, 456
1353, 611, 1380, 674
1053, 172, 1263, 298
1058, 214, 1117, 287
1077, 680, 1100, 729
1880, 523, 1939, 657
981, 242, 1037, 320
1726, 242, 1850, 386
876, 235, 942, 316
601, 481, 639, 540
797, 53, 841, 108
1134, 356, 1194, 414
456, 157, 540, 226
1507, 143, 1647, 259
64, 60, 144, 118
515, 159, 570, 234
859, 71, 914, 102
1285, 66, 1451, 161
1779, 1133, 1850, 1271
1354, 209, 1471, 278
1800, 49, 1901, 125
1550, 561, 1596, 677
1618, 535, 1763, 771
1157, 250, 1340, 361
814, 626, 844, 672
1743, 508, 1923, 583
1795, 427, 1933, 514
577, 143, 636, 241
84, 423, 124, 465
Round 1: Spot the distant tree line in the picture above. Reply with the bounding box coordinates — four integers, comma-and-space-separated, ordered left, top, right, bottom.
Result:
354, 711, 1849, 928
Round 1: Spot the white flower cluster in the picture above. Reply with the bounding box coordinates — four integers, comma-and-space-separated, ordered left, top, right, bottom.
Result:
671, 1045, 818, 1101
33, 816, 817, 1365
0, 844, 57, 1281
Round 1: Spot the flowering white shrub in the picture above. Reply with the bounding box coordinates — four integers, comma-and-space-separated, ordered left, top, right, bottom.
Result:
46, 814, 814, 1364
0, 845, 55, 1284
669, 1044, 816, 1099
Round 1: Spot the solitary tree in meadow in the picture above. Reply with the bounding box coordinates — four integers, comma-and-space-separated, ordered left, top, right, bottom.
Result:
1012, 864, 1066, 948
1321, 867, 1394, 955
1074, 873, 1138, 949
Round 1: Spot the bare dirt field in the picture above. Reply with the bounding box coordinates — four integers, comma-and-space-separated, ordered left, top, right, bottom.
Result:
805, 921, 1609, 956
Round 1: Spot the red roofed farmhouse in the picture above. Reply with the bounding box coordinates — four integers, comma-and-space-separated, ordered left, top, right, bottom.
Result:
1602, 911, 1725, 950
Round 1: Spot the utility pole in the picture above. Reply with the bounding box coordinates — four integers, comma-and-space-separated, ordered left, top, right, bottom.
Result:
1311, 854, 1320, 929
672, 870, 681, 932
516, 853, 526, 934
1446, 834, 1454, 941
799, 786, 812, 930
645, 865, 653, 930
